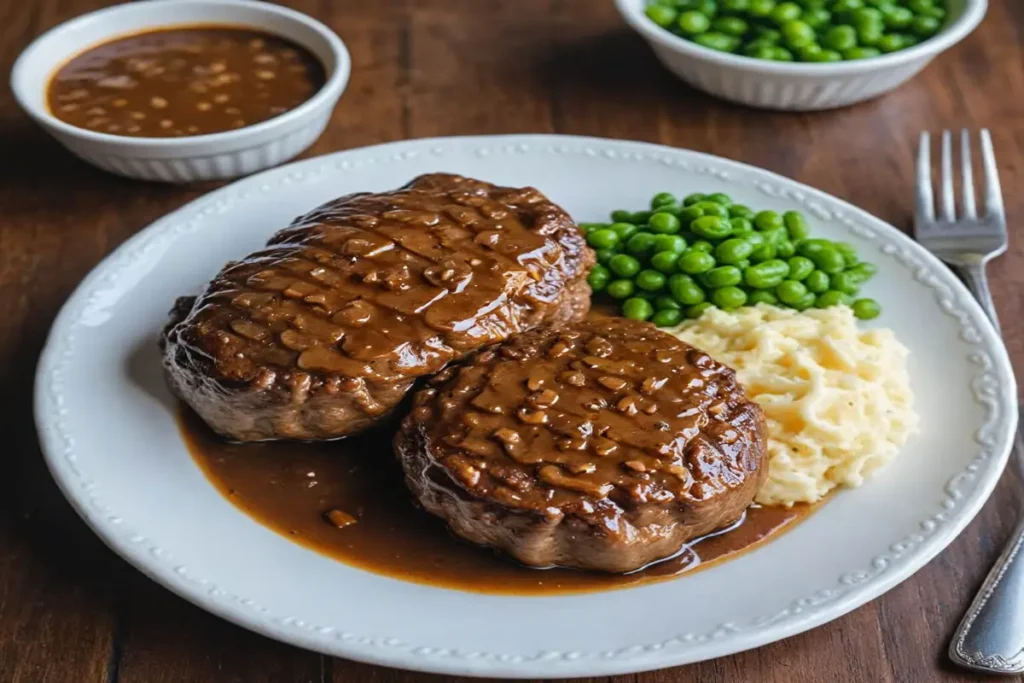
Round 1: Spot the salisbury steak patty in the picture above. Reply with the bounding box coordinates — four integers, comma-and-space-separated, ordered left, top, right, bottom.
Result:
162, 173, 594, 441
395, 317, 767, 573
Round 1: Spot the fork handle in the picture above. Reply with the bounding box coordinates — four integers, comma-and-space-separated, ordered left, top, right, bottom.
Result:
958, 262, 1002, 332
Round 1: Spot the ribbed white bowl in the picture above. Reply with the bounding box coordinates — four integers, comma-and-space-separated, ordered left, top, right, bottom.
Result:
615, 0, 986, 111
10, 0, 350, 182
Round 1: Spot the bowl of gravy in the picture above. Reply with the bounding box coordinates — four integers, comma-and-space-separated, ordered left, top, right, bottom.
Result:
11, 0, 350, 182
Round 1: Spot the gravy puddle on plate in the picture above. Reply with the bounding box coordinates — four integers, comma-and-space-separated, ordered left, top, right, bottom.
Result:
180, 407, 813, 595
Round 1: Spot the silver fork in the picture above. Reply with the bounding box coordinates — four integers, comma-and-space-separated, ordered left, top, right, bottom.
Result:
916, 130, 1024, 675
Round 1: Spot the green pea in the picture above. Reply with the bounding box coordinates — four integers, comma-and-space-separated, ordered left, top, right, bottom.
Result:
803, 7, 831, 27
595, 248, 615, 264
653, 234, 688, 254
810, 247, 847, 274
807, 48, 843, 62
607, 279, 635, 300
668, 274, 706, 305
753, 25, 782, 41
856, 22, 884, 46
686, 302, 715, 319
714, 238, 755, 264
749, 242, 777, 263
776, 239, 796, 257
694, 0, 719, 15
728, 204, 754, 219
651, 251, 681, 273
799, 44, 825, 61
823, 24, 858, 50
745, 44, 778, 59
782, 20, 816, 47
695, 32, 741, 52
654, 295, 682, 311
610, 209, 633, 223
625, 232, 657, 259
772, 46, 794, 61
849, 261, 878, 282
677, 250, 716, 275
645, 4, 680, 27
578, 222, 604, 233
776, 279, 809, 305
748, 0, 777, 16
762, 227, 789, 246
711, 286, 747, 310
844, 46, 881, 59
797, 238, 831, 257
691, 215, 732, 240
636, 269, 667, 292
833, 241, 859, 266
706, 192, 733, 206
713, 16, 749, 36
682, 192, 707, 206
622, 297, 654, 321
787, 256, 815, 281
703, 265, 743, 288
829, 271, 861, 295
771, 1, 802, 22
804, 270, 831, 293
831, 0, 864, 12
721, 0, 750, 10
587, 228, 619, 250
690, 239, 715, 253
744, 231, 767, 247
692, 201, 730, 218
782, 211, 810, 240
744, 259, 790, 288
911, 15, 941, 37
679, 205, 705, 224
730, 217, 755, 235
755, 210, 784, 231
734, 258, 751, 270
609, 222, 638, 241
608, 253, 642, 278
587, 264, 610, 291
649, 212, 682, 234
678, 10, 712, 35
877, 33, 911, 52
852, 298, 882, 319
630, 210, 653, 224
792, 291, 817, 311
851, 6, 884, 25
651, 191, 677, 208
815, 290, 852, 308
881, 5, 914, 28
748, 290, 779, 306
651, 308, 684, 327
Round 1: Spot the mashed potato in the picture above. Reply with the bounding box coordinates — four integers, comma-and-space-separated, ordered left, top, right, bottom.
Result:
672, 304, 918, 506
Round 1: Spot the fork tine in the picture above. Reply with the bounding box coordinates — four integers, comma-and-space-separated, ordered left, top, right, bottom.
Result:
960, 129, 977, 219
980, 129, 1005, 220
916, 131, 934, 224
940, 130, 955, 221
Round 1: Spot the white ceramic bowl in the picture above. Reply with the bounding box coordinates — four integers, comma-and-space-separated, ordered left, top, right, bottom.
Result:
614, 0, 986, 111
10, 0, 350, 182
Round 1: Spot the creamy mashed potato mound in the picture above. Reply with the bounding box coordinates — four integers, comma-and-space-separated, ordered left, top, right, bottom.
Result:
673, 304, 918, 506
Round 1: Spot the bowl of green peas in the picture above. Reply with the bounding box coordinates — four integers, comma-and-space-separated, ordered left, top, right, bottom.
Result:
614, 0, 985, 110
583, 190, 882, 327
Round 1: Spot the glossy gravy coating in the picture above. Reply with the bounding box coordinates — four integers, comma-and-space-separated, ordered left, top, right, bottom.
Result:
48, 27, 325, 137
180, 408, 812, 595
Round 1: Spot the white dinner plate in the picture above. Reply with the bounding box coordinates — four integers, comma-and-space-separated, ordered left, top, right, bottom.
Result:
35, 135, 1018, 678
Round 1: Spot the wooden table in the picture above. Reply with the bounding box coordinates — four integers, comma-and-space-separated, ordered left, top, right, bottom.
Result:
2, 1, 1022, 681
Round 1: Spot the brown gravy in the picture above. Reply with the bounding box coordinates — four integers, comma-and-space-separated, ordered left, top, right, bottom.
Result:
48, 26, 325, 137
180, 408, 813, 595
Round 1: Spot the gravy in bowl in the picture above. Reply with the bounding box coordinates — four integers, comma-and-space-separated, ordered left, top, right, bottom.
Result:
47, 26, 325, 137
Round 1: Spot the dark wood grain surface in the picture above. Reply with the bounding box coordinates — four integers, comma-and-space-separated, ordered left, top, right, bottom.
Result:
1, 1, 1022, 681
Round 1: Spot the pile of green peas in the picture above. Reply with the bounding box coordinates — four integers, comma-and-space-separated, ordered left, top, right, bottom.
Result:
644, 0, 947, 62
583, 191, 881, 327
